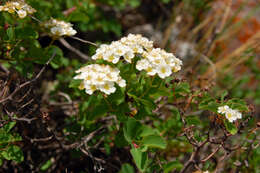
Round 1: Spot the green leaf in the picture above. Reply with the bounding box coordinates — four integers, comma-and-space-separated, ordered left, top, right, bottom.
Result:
40, 159, 53, 171
142, 135, 167, 149
163, 160, 183, 173
130, 148, 148, 172
115, 129, 128, 147
221, 90, 228, 103
1, 145, 24, 163
226, 98, 248, 111
88, 100, 109, 120
69, 79, 82, 88
174, 82, 190, 96
199, 96, 219, 112
139, 125, 159, 137
128, 0, 141, 7
119, 163, 135, 173
3, 122, 16, 132
127, 93, 156, 110
123, 118, 142, 143
224, 120, 237, 135
162, 0, 171, 3
186, 115, 201, 126
7, 27, 15, 40
69, 12, 89, 22
108, 87, 125, 106
114, 102, 129, 121
16, 26, 38, 39
0, 130, 22, 144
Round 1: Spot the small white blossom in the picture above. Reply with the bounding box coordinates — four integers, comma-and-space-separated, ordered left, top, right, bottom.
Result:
218, 105, 242, 122
44, 18, 77, 37
17, 9, 26, 18
0, 1, 36, 18
74, 64, 126, 95
157, 64, 172, 79
218, 105, 229, 114
117, 77, 126, 87
99, 82, 116, 95
136, 59, 149, 71
123, 49, 135, 63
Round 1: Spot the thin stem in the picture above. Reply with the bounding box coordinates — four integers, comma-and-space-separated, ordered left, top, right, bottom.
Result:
103, 95, 114, 112
70, 36, 98, 47
59, 38, 90, 60
28, 15, 43, 23
140, 75, 155, 98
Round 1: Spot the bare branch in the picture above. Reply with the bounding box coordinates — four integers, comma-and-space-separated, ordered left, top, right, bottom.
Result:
59, 38, 90, 60
70, 36, 98, 47
0, 50, 56, 103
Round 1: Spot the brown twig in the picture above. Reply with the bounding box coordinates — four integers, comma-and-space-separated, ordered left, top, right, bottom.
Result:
0, 50, 56, 103
5, 109, 37, 124
200, 144, 222, 163
59, 38, 90, 60
70, 36, 98, 47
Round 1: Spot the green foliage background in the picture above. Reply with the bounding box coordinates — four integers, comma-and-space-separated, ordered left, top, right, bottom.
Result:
0, 0, 259, 172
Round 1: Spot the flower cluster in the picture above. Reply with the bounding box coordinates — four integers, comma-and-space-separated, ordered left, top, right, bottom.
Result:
0, 0, 36, 18
91, 34, 182, 79
218, 105, 242, 122
137, 48, 182, 78
92, 34, 153, 64
44, 18, 77, 37
74, 64, 126, 95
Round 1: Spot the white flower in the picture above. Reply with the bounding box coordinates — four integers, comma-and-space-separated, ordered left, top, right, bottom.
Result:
50, 27, 64, 36
145, 64, 157, 76
99, 82, 116, 95
136, 59, 149, 71
17, 9, 26, 18
104, 53, 120, 64
123, 49, 135, 63
225, 109, 238, 122
93, 73, 106, 85
44, 18, 77, 37
0, 1, 36, 18
117, 77, 126, 87
218, 105, 230, 114
236, 111, 242, 119
74, 64, 126, 95
66, 27, 77, 36
218, 105, 242, 122
84, 84, 97, 95
157, 64, 172, 78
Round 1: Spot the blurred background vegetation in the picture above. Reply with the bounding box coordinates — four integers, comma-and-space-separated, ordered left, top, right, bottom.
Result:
0, 0, 259, 172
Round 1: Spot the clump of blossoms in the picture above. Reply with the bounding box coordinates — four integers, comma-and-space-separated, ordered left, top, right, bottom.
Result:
137, 48, 182, 78
92, 34, 153, 64
74, 64, 126, 95
0, 0, 36, 18
218, 105, 242, 122
91, 34, 182, 79
44, 18, 77, 37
